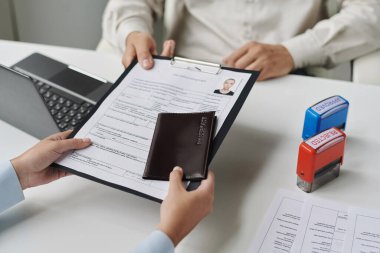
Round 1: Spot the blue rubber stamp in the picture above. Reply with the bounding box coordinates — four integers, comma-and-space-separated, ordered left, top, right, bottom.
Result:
302, 95, 349, 140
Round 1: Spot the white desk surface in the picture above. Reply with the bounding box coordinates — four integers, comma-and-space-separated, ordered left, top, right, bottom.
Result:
0, 40, 380, 253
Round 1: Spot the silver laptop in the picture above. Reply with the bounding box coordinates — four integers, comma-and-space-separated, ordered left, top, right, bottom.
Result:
0, 53, 112, 139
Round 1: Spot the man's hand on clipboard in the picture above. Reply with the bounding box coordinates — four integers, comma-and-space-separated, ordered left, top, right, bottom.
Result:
123, 31, 176, 70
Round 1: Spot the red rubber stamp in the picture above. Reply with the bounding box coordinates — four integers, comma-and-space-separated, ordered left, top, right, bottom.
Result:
296, 127, 346, 193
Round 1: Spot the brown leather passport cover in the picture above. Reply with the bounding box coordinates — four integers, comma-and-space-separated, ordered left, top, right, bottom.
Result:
143, 111, 216, 181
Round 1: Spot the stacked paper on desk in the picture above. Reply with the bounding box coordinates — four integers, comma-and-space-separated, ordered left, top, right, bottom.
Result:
248, 189, 380, 253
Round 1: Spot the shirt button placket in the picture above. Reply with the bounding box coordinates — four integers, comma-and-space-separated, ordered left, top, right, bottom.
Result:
243, 0, 256, 40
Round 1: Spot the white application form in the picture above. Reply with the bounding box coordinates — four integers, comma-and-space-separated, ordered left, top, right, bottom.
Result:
55, 58, 255, 201
291, 197, 348, 253
248, 189, 306, 253
344, 207, 380, 253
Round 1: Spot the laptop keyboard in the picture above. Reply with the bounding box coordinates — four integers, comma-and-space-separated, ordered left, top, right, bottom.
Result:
34, 80, 94, 131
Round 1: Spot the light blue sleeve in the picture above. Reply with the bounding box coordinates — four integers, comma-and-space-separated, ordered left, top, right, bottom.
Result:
0, 160, 25, 213
130, 230, 175, 253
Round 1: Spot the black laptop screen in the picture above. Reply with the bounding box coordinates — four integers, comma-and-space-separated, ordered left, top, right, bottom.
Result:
49, 67, 104, 97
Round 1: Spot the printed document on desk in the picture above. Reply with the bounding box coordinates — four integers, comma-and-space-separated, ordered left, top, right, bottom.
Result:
54, 56, 258, 201
344, 207, 380, 253
248, 189, 306, 253
291, 197, 348, 253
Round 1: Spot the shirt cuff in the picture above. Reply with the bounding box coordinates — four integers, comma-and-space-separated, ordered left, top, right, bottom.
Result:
130, 230, 174, 253
117, 18, 153, 52
0, 160, 24, 213
281, 31, 328, 69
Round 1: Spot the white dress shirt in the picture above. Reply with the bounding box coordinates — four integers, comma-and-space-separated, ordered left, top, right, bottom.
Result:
0, 160, 174, 253
102, 0, 380, 69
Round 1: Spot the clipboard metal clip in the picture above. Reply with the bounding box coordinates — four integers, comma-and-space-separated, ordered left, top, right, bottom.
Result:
170, 56, 221, 75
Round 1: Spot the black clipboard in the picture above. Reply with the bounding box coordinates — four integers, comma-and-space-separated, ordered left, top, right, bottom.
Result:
52, 56, 259, 202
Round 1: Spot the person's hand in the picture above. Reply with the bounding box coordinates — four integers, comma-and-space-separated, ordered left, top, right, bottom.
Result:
223, 41, 294, 81
122, 31, 176, 69
158, 167, 215, 246
11, 130, 91, 190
